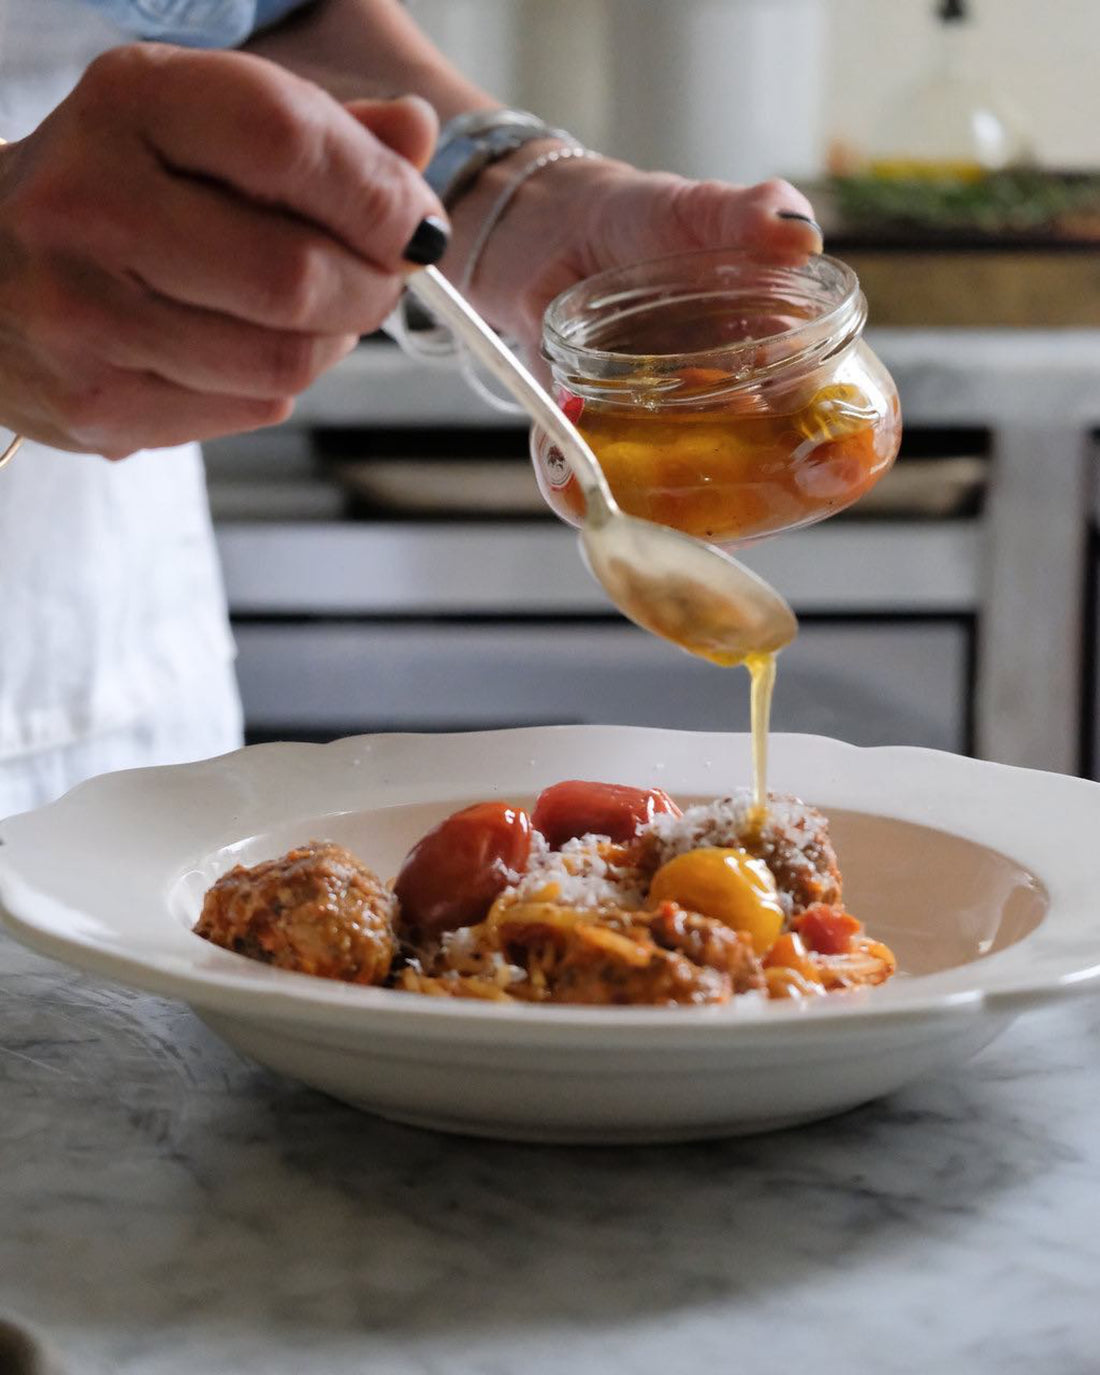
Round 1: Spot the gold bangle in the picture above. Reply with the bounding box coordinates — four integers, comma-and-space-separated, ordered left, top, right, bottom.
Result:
0, 136, 22, 470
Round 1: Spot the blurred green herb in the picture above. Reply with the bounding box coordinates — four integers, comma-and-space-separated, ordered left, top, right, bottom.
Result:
830, 171, 1100, 235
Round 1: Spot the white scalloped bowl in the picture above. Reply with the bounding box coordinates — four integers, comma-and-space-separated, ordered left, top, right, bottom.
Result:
2, 727, 1098, 1144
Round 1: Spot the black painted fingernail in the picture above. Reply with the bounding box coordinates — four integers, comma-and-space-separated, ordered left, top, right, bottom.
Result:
403, 215, 450, 266
777, 210, 823, 236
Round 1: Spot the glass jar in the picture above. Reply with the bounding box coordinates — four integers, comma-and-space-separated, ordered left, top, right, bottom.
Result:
532, 249, 901, 547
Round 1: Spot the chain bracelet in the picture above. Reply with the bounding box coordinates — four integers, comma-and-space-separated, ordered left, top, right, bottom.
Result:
455, 144, 600, 415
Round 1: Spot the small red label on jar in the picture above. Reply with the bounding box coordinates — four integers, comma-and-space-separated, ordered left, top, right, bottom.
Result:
542, 389, 584, 489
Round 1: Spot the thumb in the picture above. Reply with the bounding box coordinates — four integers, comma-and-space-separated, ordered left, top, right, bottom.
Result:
344, 94, 439, 172
609, 174, 823, 267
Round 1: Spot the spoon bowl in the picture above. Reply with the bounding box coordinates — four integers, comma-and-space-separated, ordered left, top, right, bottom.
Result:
405, 267, 797, 664
579, 510, 796, 664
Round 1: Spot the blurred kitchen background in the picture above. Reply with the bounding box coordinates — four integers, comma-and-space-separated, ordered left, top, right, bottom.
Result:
204, 0, 1100, 777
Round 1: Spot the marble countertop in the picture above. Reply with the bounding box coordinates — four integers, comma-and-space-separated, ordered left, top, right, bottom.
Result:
2, 929, 1099, 1375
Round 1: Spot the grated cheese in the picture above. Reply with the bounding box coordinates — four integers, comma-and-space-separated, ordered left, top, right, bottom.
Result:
503, 833, 647, 910
645, 792, 835, 915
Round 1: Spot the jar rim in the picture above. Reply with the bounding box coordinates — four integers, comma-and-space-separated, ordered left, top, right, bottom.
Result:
541, 249, 866, 402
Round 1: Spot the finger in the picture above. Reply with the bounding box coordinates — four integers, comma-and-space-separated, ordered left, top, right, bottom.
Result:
674, 177, 824, 256
345, 94, 439, 172
0, 383, 288, 459
123, 169, 408, 333
17, 362, 293, 457
612, 174, 822, 264
745, 179, 823, 255
37, 257, 361, 400
111, 295, 360, 401
68, 369, 294, 458
129, 47, 445, 270
0, 277, 289, 454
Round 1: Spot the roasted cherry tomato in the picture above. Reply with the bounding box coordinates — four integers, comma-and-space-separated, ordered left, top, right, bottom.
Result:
794, 905, 861, 955
647, 847, 784, 954
532, 780, 681, 849
394, 801, 532, 938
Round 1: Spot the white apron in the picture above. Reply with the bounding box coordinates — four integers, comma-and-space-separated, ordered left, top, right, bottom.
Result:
0, 0, 243, 818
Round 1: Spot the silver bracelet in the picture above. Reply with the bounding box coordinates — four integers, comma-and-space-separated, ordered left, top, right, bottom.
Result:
454, 145, 601, 414
388, 141, 601, 412
424, 107, 573, 210
459, 145, 600, 300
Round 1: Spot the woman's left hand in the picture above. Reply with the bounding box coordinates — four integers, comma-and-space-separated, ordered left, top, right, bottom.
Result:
444, 146, 823, 355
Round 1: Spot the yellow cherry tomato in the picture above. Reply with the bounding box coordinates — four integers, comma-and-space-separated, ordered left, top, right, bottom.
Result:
647, 847, 785, 954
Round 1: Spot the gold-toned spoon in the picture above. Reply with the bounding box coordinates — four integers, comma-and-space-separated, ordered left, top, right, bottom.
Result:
407, 266, 797, 664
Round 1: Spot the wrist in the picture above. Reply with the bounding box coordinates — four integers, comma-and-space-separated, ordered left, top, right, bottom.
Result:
443, 135, 577, 274
393, 99, 607, 357
444, 140, 617, 338
424, 108, 560, 206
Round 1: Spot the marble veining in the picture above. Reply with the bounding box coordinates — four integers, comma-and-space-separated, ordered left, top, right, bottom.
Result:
1, 929, 1099, 1374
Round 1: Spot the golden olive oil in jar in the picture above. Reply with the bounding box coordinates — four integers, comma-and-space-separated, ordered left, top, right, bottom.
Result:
534, 250, 900, 548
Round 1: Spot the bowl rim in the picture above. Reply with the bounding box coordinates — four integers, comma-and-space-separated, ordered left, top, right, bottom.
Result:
1, 726, 1098, 1042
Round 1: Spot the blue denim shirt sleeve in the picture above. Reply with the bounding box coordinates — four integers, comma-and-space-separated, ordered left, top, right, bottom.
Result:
79, 0, 314, 48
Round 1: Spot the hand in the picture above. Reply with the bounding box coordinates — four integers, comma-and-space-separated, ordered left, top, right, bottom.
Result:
450, 148, 822, 356
0, 45, 445, 458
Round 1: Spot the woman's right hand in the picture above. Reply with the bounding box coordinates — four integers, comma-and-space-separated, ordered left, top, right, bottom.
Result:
0, 44, 445, 458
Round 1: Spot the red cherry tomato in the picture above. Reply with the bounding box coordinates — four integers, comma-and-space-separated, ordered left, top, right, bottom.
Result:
794, 905, 862, 955
394, 802, 532, 938
532, 780, 681, 849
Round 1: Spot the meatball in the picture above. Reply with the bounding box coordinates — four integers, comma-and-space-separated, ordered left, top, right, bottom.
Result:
745, 803, 842, 913
196, 841, 396, 985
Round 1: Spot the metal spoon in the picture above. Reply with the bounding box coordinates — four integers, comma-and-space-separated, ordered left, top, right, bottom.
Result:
406, 266, 797, 664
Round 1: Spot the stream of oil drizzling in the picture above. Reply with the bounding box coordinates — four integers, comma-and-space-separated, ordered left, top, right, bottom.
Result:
697, 646, 778, 828
745, 651, 776, 825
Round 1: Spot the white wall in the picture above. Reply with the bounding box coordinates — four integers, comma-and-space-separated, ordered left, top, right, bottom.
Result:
825, 0, 1100, 170
409, 0, 1100, 178
408, 0, 829, 182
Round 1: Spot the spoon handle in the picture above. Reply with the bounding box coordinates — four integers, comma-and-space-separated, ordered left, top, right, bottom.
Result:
405, 266, 615, 513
